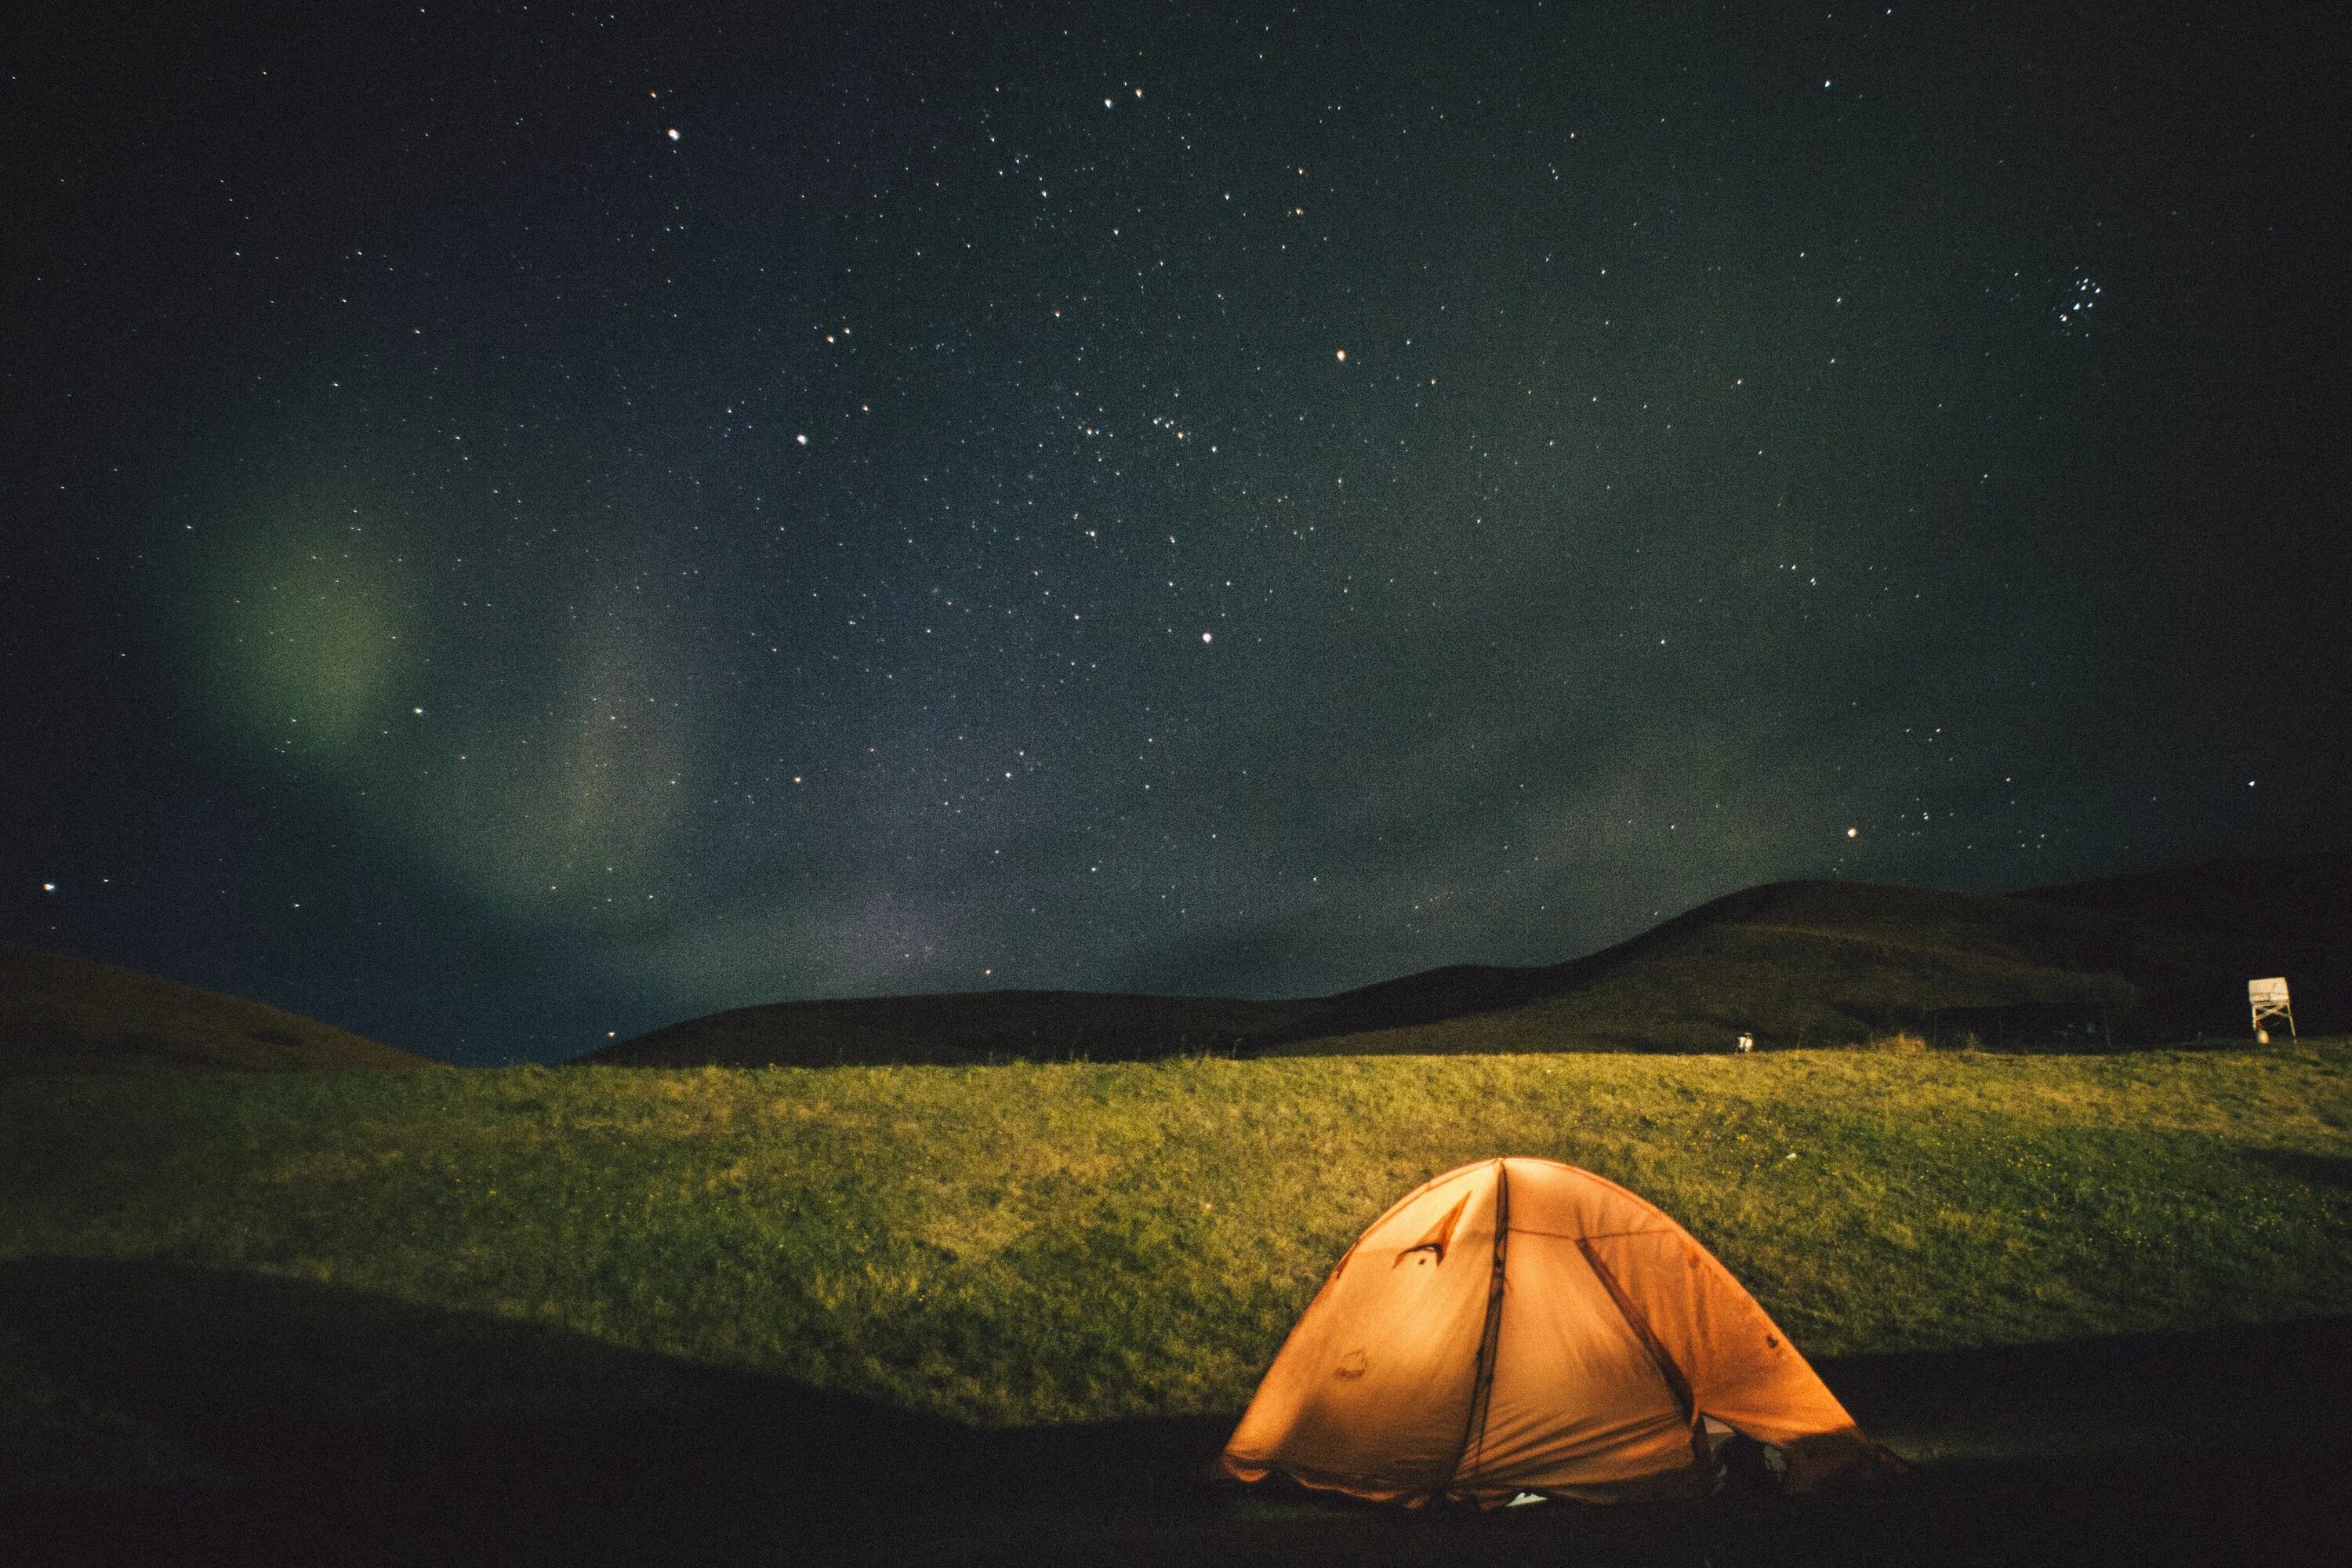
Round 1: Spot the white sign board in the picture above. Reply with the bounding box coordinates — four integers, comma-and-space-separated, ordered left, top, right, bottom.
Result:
2249, 977, 2290, 1007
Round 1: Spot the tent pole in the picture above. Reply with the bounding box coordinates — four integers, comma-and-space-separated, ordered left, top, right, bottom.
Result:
1439, 1158, 1512, 1504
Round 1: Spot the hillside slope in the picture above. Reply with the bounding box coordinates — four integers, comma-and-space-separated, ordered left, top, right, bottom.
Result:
0, 942, 437, 1075
1273, 880, 2206, 1055
588, 857, 2346, 1066
2014, 853, 2350, 1038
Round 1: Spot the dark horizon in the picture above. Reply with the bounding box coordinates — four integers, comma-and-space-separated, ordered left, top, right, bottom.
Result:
8, 2, 2347, 1063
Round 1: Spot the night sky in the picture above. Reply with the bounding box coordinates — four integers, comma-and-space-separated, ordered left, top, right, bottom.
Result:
7, 3, 2345, 1065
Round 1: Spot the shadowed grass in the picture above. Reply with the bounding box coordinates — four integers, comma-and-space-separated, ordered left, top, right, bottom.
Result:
5, 1039, 2349, 1483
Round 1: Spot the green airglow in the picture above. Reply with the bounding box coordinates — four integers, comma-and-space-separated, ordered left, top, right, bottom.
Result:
199, 497, 419, 757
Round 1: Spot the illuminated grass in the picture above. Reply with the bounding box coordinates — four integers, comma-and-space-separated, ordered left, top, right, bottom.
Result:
3, 1040, 2349, 1465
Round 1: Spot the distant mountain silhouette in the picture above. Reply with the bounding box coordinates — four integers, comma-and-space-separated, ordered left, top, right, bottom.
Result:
580, 853, 2348, 1067
1, 942, 439, 1074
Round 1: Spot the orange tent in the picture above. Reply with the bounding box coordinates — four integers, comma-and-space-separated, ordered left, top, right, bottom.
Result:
1221, 1157, 1890, 1505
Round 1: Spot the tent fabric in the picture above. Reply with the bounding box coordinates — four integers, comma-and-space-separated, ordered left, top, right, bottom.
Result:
1221, 1157, 1887, 1506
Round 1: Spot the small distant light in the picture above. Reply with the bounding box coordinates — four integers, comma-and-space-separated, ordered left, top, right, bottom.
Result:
608, 1031, 616, 1038
1846, 827, 1859, 838
796, 434, 809, 445
666, 128, 680, 141
413, 706, 424, 715
2248, 779, 2257, 787
42, 882, 56, 892
1201, 631, 1213, 643
1334, 349, 1348, 361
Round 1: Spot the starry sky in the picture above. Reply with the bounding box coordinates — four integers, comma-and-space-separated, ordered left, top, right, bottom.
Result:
6, 2, 2345, 1064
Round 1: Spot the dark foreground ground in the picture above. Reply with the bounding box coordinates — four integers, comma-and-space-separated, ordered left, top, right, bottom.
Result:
9, 1258, 2347, 1566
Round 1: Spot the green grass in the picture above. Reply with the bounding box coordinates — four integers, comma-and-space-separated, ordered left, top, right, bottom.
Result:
5, 1039, 2350, 1490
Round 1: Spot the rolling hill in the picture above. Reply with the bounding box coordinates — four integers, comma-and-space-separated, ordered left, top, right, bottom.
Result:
583, 854, 2348, 1068
1275, 879, 2202, 1057
2013, 852, 2350, 1037
583, 987, 1331, 1069
0, 942, 438, 1075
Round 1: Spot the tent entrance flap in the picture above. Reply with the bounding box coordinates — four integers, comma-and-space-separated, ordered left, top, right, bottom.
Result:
1577, 1236, 1698, 1421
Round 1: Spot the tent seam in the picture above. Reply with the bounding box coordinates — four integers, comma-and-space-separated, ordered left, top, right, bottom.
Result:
1441, 1156, 1512, 1502
1508, 1224, 1675, 1243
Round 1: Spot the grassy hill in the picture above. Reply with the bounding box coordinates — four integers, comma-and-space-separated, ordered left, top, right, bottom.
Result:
0, 942, 437, 1076
5, 1042, 2349, 1511
1272, 879, 2206, 1056
2015, 852, 2352, 1038
588, 856, 2344, 1068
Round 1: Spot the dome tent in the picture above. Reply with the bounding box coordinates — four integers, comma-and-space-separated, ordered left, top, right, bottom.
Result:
1220, 1157, 1892, 1505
